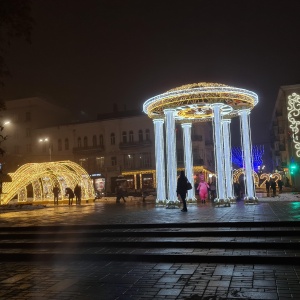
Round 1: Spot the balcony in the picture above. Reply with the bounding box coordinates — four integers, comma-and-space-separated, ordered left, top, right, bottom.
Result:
119, 140, 152, 149
73, 145, 105, 155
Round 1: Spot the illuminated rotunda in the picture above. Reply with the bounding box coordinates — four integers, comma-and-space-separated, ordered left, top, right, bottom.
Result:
143, 83, 259, 207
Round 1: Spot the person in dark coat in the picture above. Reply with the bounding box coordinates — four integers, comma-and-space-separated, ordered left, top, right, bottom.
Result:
74, 184, 82, 205
52, 185, 60, 205
265, 180, 270, 196
116, 184, 126, 203
65, 187, 74, 205
270, 179, 277, 197
176, 170, 189, 212
277, 179, 283, 193
234, 182, 241, 200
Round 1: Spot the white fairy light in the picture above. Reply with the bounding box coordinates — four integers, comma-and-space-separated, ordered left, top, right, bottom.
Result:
164, 109, 178, 206
182, 123, 196, 202
287, 93, 300, 157
153, 119, 166, 204
143, 82, 258, 206
239, 109, 257, 201
211, 103, 226, 201
222, 119, 234, 200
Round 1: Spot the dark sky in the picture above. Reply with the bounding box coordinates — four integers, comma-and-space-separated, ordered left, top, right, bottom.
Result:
2, 0, 300, 146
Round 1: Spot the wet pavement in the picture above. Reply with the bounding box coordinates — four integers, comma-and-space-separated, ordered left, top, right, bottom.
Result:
0, 196, 300, 299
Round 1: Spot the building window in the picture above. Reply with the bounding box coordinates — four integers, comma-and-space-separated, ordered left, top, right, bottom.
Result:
111, 133, 115, 145
26, 128, 31, 137
26, 144, 32, 153
78, 137, 82, 148
83, 136, 88, 147
96, 156, 105, 169
145, 129, 150, 141
92, 135, 97, 147
79, 158, 87, 169
25, 112, 31, 122
139, 152, 151, 168
14, 145, 20, 154
129, 131, 134, 142
138, 130, 143, 142
99, 134, 104, 147
111, 156, 117, 166
124, 154, 134, 169
65, 138, 69, 150
58, 139, 62, 151
122, 131, 127, 143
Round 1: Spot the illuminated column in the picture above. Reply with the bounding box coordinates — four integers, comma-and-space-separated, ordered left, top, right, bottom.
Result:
153, 119, 166, 204
134, 174, 137, 189
211, 104, 227, 202
181, 123, 196, 203
164, 109, 179, 206
239, 109, 257, 202
222, 118, 234, 200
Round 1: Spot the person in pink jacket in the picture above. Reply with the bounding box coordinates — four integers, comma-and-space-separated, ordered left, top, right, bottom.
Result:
197, 173, 209, 204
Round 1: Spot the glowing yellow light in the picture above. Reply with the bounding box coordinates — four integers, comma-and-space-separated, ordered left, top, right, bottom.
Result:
1, 161, 94, 205
233, 168, 259, 186
143, 82, 258, 121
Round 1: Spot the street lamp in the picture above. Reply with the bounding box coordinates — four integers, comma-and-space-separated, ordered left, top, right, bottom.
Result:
39, 138, 52, 161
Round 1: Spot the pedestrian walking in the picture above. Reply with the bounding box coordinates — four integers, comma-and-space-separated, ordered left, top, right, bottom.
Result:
52, 184, 60, 205
176, 170, 189, 212
277, 179, 283, 193
234, 182, 241, 200
265, 180, 270, 196
270, 179, 277, 197
74, 184, 82, 205
116, 184, 126, 203
209, 177, 217, 200
65, 187, 74, 205
197, 174, 209, 204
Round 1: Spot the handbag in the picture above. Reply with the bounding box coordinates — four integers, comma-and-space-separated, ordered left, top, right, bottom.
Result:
186, 181, 192, 190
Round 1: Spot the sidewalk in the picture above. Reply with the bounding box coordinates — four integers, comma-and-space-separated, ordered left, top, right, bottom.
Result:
0, 195, 299, 299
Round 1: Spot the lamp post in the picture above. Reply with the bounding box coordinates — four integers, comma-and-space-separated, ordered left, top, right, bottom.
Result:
39, 138, 51, 161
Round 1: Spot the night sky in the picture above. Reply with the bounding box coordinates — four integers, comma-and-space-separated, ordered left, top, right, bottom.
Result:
2, 0, 300, 147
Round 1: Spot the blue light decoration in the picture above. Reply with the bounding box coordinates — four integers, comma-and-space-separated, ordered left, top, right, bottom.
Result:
232, 145, 264, 172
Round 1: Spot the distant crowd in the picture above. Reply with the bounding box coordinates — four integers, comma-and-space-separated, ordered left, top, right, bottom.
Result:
52, 184, 82, 205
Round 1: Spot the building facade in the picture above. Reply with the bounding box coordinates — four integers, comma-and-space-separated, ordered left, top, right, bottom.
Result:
270, 84, 300, 189
1, 98, 215, 193
0, 97, 72, 172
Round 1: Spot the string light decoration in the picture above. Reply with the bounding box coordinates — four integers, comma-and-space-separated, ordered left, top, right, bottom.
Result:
287, 93, 300, 157
1, 161, 94, 205
258, 173, 282, 188
143, 82, 258, 205
232, 145, 264, 171
143, 83, 258, 121
233, 168, 259, 186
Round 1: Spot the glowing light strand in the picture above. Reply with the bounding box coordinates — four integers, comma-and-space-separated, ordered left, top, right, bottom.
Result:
211, 104, 226, 201
182, 123, 196, 202
222, 119, 234, 199
239, 110, 256, 200
287, 93, 300, 157
232, 145, 264, 171
164, 109, 179, 205
153, 119, 166, 204
2, 161, 94, 205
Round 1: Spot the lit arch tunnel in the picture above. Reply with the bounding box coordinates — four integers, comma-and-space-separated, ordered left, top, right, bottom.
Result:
1, 161, 94, 205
